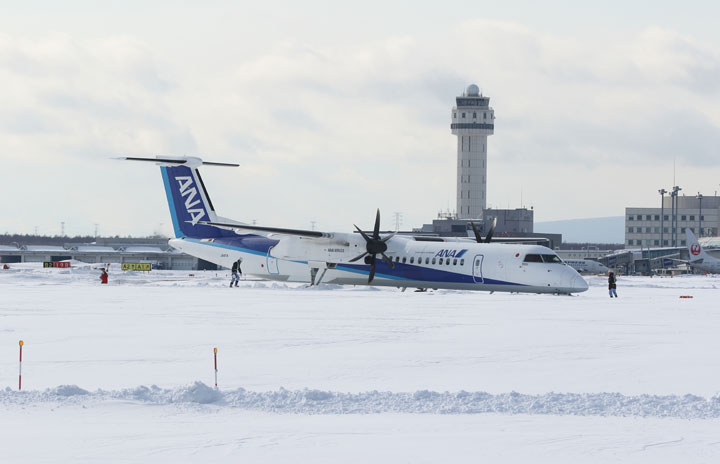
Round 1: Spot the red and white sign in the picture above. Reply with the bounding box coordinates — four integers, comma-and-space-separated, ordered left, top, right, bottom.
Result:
690, 244, 701, 256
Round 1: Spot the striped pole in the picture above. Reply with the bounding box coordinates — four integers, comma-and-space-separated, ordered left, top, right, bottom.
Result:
214, 347, 218, 389
18, 340, 23, 390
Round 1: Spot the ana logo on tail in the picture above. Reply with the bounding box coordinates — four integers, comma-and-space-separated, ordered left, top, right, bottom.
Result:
175, 176, 206, 225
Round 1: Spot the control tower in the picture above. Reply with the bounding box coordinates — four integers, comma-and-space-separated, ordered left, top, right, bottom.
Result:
451, 84, 494, 219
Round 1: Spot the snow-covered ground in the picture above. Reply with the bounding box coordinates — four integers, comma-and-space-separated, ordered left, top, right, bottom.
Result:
1, 265, 720, 462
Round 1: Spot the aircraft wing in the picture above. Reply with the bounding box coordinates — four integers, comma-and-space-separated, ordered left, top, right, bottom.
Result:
200, 221, 329, 238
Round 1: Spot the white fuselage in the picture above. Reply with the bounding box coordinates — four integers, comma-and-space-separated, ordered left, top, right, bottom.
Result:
169, 233, 589, 294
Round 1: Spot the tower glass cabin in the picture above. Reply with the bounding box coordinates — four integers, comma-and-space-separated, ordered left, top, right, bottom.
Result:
451, 84, 494, 219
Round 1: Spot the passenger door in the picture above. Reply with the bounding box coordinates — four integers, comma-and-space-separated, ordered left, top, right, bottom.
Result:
472, 254, 484, 283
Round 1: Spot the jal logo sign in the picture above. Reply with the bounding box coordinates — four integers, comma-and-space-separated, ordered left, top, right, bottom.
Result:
175, 176, 206, 225
690, 244, 701, 256
435, 249, 468, 259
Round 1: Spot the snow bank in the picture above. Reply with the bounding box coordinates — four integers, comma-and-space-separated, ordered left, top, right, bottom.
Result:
3, 384, 720, 419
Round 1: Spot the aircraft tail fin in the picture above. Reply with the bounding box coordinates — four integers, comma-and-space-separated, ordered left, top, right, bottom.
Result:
686, 228, 709, 262
125, 156, 238, 239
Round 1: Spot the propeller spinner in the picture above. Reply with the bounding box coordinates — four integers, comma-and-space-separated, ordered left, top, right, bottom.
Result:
348, 209, 396, 284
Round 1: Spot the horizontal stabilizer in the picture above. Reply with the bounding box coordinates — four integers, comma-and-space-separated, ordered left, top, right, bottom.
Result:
122, 156, 239, 167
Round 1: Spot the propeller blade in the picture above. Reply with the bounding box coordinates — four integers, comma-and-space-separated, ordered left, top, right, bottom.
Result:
381, 253, 395, 269
353, 224, 372, 242
469, 222, 483, 244
484, 217, 498, 243
367, 255, 377, 284
348, 252, 368, 263
381, 231, 397, 243
373, 209, 381, 239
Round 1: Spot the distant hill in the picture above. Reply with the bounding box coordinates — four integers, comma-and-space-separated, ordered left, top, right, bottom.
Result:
535, 216, 624, 244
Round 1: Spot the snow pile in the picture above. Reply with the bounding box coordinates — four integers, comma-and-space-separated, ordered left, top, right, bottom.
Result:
3, 384, 720, 419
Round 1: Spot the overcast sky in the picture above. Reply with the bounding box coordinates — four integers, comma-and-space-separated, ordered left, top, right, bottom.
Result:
2, 1, 720, 237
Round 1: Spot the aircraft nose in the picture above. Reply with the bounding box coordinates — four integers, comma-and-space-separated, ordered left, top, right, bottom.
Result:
571, 272, 589, 292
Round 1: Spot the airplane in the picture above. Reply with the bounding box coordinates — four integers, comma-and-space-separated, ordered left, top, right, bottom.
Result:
124, 156, 588, 294
683, 229, 720, 274
563, 258, 609, 275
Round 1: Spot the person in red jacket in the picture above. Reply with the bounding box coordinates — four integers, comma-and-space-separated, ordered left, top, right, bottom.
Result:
100, 268, 109, 284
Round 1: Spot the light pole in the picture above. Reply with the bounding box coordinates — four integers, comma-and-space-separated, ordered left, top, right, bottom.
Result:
658, 188, 667, 247
671, 186, 681, 247
697, 193, 703, 237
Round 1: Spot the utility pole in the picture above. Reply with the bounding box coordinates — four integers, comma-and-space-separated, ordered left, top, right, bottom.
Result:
61, 221, 65, 237
94, 223, 99, 238
671, 186, 681, 247
393, 212, 403, 232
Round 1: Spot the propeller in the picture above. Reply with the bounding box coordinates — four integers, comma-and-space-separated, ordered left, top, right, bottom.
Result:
470, 217, 497, 243
348, 209, 396, 284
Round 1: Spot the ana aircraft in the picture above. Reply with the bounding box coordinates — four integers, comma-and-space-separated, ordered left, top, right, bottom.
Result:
684, 229, 720, 274
127, 156, 588, 294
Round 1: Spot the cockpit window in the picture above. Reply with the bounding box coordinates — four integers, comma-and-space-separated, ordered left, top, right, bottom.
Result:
523, 254, 543, 263
541, 254, 562, 264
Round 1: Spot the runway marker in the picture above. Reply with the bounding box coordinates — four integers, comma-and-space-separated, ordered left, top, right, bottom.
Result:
679, 295, 694, 299
214, 347, 218, 389
18, 340, 23, 390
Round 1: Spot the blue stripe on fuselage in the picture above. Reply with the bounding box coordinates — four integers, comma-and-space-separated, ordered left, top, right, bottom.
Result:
183, 237, 525, 286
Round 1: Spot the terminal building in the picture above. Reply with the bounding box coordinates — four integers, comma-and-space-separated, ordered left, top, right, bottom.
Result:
625, 194, 720, 248
0, 237, 217, 270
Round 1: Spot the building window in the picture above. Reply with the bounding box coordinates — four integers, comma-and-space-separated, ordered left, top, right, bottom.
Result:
663, 227, 668, 233
700, 215, 704, 221
663, 215, 669, 221
645, 240, 651, 246
628, 227, 634, 233
453, 113, 456, 119
473, 112, 477, 118
646, 215, 652, 220
681, 240, 686, 246
690, 215, 695, 221
645, 227, 651, 233
654, 240, 659, 246
483, 113, 487, 119
654, 215, 660, 221
681, 215, 687, 221
628, 239, 634, 245
663, 240, 668, 246
681, 227, 686, 233
462, 112, 466, 118
628, 215, 634, 221
690, 228, 695, 233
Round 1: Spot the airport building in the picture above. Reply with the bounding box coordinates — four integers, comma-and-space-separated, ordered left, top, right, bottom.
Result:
0, 237, 218, 270
625, 194, 720, 249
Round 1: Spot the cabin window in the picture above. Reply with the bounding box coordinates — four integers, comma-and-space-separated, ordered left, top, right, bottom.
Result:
439, 258, 444, 265
395, 256, 400, 262
523, 254, 543, 263
431, 258, 436, 264
402, 257, 407, 264
453, 258, 457, 265
410, 257, 414, 264
426, 257, 430, 264
447, 259, 451, 265
460, 259, 464, 266
541, 254, 562, 264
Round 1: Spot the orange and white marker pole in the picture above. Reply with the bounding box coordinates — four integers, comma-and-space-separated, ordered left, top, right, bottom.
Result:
214, 347, 218, 389
18, 340, 24, 390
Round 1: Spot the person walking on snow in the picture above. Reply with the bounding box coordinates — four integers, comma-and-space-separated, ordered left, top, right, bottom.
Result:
100, 268, 109, 285
608, 271, 617, 298
230, 260, 241, 287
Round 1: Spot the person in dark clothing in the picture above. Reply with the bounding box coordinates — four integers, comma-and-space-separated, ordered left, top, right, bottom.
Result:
230, 260, 242, 287
608, 272, 617, 298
